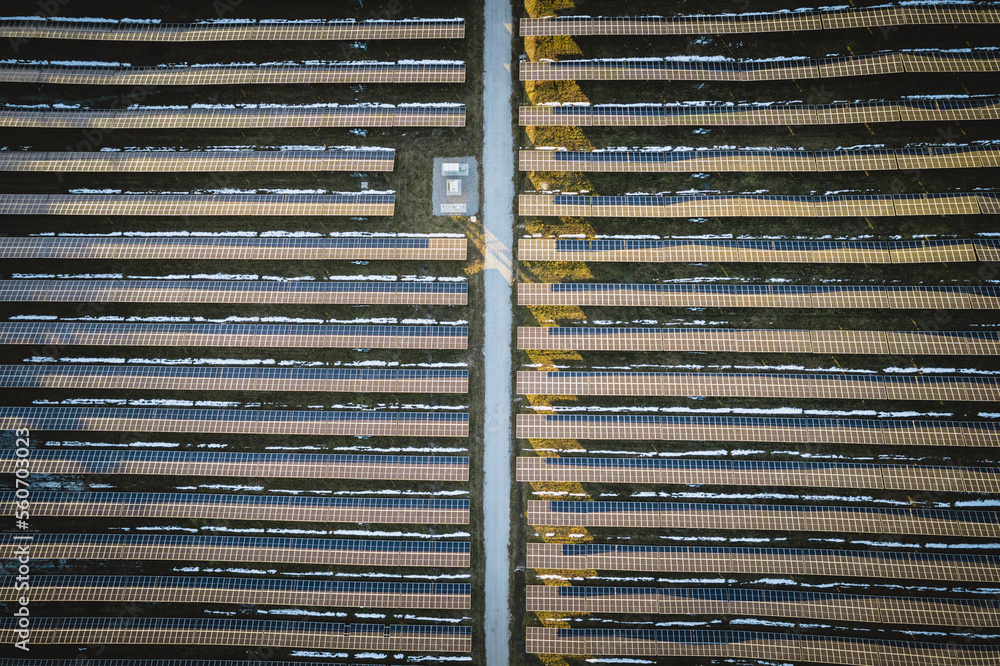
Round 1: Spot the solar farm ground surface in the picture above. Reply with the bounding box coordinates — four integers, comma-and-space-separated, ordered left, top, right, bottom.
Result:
514, 0, 1000, 664
0, 0, 485, 663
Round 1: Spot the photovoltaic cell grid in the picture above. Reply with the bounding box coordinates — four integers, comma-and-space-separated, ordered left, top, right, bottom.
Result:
519, 97, 1000, 126
516, 414, 999, 447
516, 371, 1000, 402
0, 280, 467, 305
515, 458, 1000, 493
519, 51, 1000, 82
518, 193, 989, 218
0, 576, 471, 610
0, 533, 471, 568
0, 236, 467, 261
0, 18, 465, 41
525, 628, 1000, 662
517, 327, 1000, 356
519, 238, 990, 264
0, 193, 394, 216
0, 62, 466, 86
0, 149, 396, 172
0, 450, 470, 481
0, 492, 470, 524
525, 500, 1000, 537
519, 146, 999, 172
520, 6, 1000, 35
0, 105, 467, 128
526, 586, 1000, 627
517, 283, 999, 310
0, 618, 471, 652
0, 365, 468, 395
0, 322, 468, 349
526, 543, 1000, 582
0, 661, 361, 666
0, 407, 469, 437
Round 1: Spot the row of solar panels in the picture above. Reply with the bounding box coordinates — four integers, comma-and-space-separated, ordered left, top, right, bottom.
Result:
519, 97, 1000, 125
0, 532, 469, 551
520, 192, 996, 217
0, 105, 467, 128
0, 149, 396, 172
520, 6, 1000, 36
0, 18, 465, 41
1, 576, 469, 594
1, 492, 468, 508
0, 365, 466, 379
519, 145, 999, 171
520, 51, 1000, 82
526, 628, 997, 662
0, 449, 467, 464
0, 236, 467, 261
521, 238, 995, 265
0, 61, 467, 86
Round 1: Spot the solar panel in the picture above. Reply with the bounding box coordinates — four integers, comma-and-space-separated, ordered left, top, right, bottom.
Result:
516, 457, 1000, 493
0, 617, 471, 652
0, 576, 471, 609
0, 322, 468, 350
0, 236, 466, 261
0, 406, 470, 438
526, 585, 1000, 627
0, 279, 467, 306
0, 105, 465, 128
0, 365, 468, 395
0, 61, 465, 86
0, 149, 396, 173
0, 533, 470, 567
525, 627, 1000, 660
525, 500, 998, 537
0, 449, 469, 481
516, 414, 997, 446
517, 283, 989, 310
526, 542, 1000, 581
0, 193, 395, 216
0, 18, 466, 41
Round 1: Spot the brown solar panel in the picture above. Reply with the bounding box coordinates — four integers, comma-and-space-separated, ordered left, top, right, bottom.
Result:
0, 194, 393, 217
0, 150, 395, 173
0, 20, 465, 41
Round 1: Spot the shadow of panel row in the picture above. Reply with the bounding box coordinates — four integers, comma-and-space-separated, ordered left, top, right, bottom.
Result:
517, 327, 1000, 355
519, 238, 994, 264
0, 237, 467, 261
515, 458, 1000, 493
519, 97, 1000, 126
